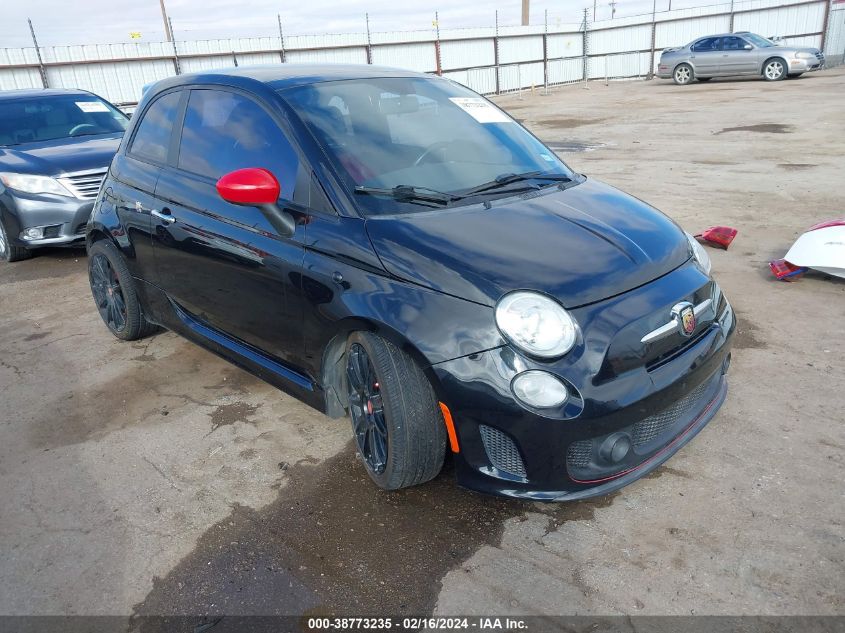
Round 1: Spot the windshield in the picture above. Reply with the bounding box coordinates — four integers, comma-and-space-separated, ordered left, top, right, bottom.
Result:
743, 33, 775, 48
0, 94, 128, 146
280, 77, 574, 215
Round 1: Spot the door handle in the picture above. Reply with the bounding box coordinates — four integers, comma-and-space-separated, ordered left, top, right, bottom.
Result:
151, 208, 176, 225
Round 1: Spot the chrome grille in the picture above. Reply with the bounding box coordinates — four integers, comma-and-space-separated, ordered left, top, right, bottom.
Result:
59, 169, 107, 200
479, 424, 527, 478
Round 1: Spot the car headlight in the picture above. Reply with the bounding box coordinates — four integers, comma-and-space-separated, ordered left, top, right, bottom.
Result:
686, 232, 712, 275
795, 51, 814, 59
0, 172, 73, 197
495, 291, 578, 358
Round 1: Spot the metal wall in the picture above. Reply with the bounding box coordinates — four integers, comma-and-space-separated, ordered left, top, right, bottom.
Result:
0, 0, 835, 103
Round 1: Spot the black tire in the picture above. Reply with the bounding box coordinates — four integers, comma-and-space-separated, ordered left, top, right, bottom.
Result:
697, 77, 712, 82
0, 219, 33, 262
345, 331, 446, 490
673, 63, 694, 85
763, 58, 787, 81
88, 239, 157, 341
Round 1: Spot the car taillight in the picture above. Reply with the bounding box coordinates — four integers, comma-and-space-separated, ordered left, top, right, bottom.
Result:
695, 226, 737, 249
769, 258, 807, 280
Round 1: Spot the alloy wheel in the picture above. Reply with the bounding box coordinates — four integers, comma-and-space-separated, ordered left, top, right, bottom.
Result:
0, 228, 6, 257
675, 66, 691, 84
346, 343, 388, 474
89, 253, 127, 332
765, 61, 784, 80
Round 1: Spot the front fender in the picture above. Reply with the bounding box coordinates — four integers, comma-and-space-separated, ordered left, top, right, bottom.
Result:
299, 217, 505, 384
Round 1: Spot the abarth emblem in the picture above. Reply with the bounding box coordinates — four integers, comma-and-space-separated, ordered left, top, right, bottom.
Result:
671, 302, 696, 337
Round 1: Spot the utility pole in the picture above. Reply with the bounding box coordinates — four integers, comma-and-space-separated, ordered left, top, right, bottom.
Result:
521, 0, 530, 25
27, 18, 48, 88
158, 0, 173, 41
277, 14, 287, 63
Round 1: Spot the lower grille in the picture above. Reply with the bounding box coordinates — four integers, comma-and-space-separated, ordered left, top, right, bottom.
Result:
631, 378, 712, 448
566, 439, 592, 469
566, 373, 720, 478
42, 225, 61, 239
479, 424, 527, 478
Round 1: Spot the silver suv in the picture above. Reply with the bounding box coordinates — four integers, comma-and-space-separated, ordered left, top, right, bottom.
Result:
657, 32, 825, 85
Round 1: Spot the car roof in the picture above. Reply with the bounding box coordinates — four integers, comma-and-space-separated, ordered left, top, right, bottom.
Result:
0, 88, 93, 101
694, 32, 751, 39
151, 63, 432, 93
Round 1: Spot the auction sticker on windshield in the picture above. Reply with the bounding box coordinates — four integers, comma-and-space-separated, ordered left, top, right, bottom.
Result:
449, 97, 511, 123
76, 101, 110, 113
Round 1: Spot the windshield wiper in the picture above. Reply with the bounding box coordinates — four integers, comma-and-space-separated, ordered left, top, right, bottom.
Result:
355, 184, 459, 207
458, 171, 572, 197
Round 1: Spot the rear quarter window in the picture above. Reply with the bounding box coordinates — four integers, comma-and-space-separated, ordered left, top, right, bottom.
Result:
129, 91, 182, 164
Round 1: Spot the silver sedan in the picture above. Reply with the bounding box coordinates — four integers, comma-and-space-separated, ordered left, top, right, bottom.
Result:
657, 32, 825, 85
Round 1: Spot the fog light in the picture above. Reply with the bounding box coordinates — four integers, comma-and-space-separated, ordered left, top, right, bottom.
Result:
599, 433, 631, 464
511, 370, 568, 408
22, 227, 44, 240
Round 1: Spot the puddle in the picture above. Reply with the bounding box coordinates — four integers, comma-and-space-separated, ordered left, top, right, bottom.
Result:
731, 315, 767, 350
0, 247, 87, 283
777, 163, 817, 170
209, 401, 261, 434
715, 124, 793, 135
545, 140, 611, 153
538, 117, 607, 129
130, 446, 617, 627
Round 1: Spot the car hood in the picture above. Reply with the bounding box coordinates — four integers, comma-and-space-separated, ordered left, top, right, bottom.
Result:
364, 178, 691, 309
0, 133, 122, 177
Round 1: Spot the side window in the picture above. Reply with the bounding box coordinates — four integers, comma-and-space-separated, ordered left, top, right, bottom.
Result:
129, 91, 181, 164
177, 89, 300, 201
692, 37, 721, 52
722, 36, 748, 50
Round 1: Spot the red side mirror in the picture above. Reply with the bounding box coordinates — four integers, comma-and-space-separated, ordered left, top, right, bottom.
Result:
216, 168, 280, 206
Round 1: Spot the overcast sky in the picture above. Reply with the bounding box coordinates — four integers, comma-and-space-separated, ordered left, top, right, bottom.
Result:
2, 0, 700, 47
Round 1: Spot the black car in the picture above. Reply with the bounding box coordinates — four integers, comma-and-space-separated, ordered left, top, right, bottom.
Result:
0, 89, 128, 262
86, 64, 735, 500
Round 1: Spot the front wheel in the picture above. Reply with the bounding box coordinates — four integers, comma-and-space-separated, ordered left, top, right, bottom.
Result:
763, 58, 786, 81
0, 220, 33, 262
673, 63, 694, 85
345, 332, 446, 490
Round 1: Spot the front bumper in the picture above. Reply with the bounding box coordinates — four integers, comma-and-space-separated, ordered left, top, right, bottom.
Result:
788, 55, 825, 73
0, 189, 93, 249
432, 262, 735, 500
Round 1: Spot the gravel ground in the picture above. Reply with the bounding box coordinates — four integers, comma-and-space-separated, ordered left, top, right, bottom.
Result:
0, 68, 843, 623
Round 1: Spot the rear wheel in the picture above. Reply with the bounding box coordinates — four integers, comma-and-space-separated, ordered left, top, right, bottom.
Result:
345, 332, 446, 490
763, 58, 787, 81
88, 240, 157, 341
673, 63, 694, 85
0, 220, 33, 262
